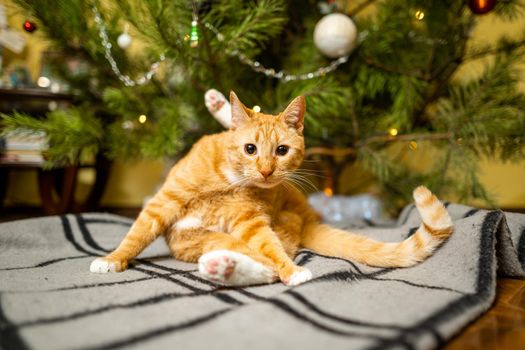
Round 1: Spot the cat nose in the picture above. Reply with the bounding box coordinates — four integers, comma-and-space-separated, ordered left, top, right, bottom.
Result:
259, 169, 274, 179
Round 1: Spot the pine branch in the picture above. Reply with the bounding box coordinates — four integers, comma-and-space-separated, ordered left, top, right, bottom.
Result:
359, 55, 426, 78
305, 132, 453, 158
463, 39, 525, 62
358, 132, 453, 147
347, 0, 379, 17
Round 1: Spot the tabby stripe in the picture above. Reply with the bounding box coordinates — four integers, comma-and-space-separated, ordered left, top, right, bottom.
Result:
161, 190, 185, 206
232, 210, 259, 226
423, 223, 452, 239
236, 220, 267, 241
143, 208, 168, 227
412, 232, 425, 250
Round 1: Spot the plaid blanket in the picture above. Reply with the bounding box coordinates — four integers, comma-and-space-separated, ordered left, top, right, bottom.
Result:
1, 204, 524, 350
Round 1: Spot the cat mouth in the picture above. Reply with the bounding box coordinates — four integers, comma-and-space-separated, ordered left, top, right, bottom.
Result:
254, 178, 281, 188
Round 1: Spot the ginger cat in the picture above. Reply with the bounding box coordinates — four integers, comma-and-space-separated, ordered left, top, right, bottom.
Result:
90, 92, 454, 286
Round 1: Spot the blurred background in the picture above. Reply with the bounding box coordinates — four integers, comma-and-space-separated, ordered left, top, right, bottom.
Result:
1, 0, 524, 222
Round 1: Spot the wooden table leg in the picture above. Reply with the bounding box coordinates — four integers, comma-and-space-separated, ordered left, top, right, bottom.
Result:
0, 167, 8, 208
37, 166, 78, 215
72, 155, 112, 212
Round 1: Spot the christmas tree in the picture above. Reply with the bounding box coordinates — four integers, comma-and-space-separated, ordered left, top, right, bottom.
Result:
2, 0, 525, 209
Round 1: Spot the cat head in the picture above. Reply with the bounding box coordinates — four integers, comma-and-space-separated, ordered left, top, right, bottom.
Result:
225, 91, 306, 189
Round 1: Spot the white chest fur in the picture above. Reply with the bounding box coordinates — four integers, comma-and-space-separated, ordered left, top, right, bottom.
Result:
174, 216, 203, 230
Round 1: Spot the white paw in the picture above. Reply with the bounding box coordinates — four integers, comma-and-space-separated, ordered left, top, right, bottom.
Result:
198, 249, 274, 286
204, 89, 226, 112
90, 258, 117, 273
285, 268, 312, 286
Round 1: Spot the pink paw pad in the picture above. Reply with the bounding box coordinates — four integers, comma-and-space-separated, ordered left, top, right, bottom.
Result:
204, 255, 236, 281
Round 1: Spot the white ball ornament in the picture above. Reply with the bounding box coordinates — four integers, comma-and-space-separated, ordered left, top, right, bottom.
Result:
117, 28, 132, 49
314, 13, 358, 58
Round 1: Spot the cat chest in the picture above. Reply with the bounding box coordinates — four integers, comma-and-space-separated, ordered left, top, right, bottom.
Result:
172, 191, 273, 233
174, 199, 252, 233
173, 214, 232, 233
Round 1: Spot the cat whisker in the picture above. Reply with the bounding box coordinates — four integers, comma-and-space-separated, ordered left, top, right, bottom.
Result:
283, 175, 305, 191
285, 178, 308, 193
281, 181, 296, 193
227, 176, 251, 189
290, 171, 327, 179
288, 173, 318, 192
286, 174, 317, 193
295, 168, 325, 173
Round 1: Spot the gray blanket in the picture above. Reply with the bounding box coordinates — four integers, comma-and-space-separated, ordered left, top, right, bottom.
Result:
1, 204, 524, 350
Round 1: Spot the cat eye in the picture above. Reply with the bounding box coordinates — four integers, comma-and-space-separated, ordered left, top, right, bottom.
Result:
276, 145, 289, 156
244, 143, 257, 155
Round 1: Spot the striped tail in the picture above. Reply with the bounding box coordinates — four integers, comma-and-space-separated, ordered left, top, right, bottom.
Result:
301, 186, 454, 268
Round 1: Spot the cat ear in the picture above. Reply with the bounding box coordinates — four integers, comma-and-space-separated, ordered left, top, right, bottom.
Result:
230, 91, 251, 129
281, 96, 306, 133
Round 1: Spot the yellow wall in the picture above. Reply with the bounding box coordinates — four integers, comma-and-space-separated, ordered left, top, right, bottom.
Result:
462, 10, 525, 208
3, 2, 525, 209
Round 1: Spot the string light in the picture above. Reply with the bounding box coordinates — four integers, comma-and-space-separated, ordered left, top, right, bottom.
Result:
93, 5, 450, 87
93, 4, 350, 86
138, 114, 147, 123
37, 76, 51, 88
92, 4, 165, 87
252, 105, 261, 113
323, 187, 334, 197
389, 128, 398, 136
204, 22, 349, 82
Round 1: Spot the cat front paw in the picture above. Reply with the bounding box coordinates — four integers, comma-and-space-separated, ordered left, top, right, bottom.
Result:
89, 257, 127, 273
280, 266, 312, 286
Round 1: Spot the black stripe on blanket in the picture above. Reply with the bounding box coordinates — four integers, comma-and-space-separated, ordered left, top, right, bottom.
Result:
74, 217, 397, 347
71, 215, 245, 306
369, 211, 502, 349
0, 294, 30, 350
83, 309, 233, 350
518, 225, 525, 270
76, 215, 412, 346
1, 207, 523, 350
